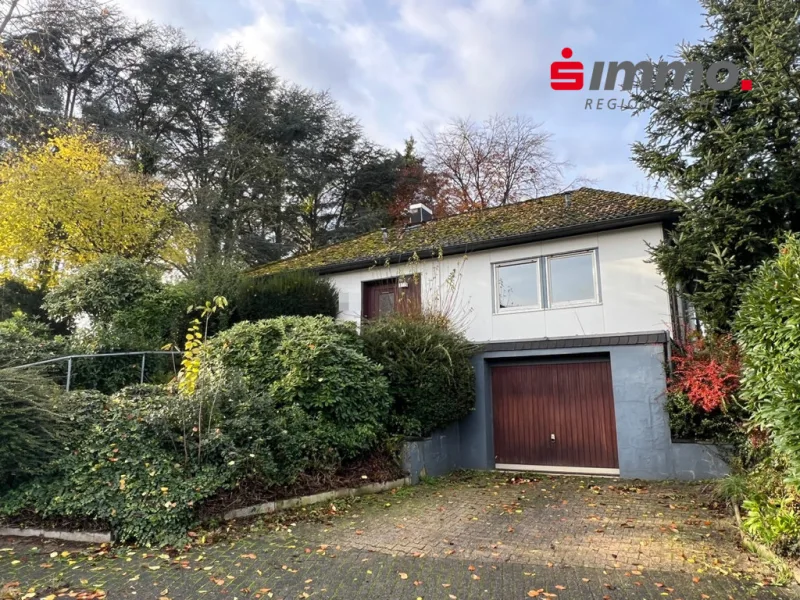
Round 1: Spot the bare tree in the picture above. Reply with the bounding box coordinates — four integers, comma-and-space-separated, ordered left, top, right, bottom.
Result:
421, 115, 570, 212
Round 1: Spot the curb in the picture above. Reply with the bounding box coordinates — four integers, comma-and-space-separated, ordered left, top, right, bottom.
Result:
224, 477, 410, 521
0, 527, 111, 544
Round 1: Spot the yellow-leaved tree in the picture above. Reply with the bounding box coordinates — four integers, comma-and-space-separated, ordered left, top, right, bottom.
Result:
0, 130, 180, 285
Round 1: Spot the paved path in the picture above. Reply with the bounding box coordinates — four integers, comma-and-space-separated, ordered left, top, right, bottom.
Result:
0, 472, 795, 599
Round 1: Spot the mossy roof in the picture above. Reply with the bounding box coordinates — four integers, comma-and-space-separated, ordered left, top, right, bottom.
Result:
251, 187, 675, 276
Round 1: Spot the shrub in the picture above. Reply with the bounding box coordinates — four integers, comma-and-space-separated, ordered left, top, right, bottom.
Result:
736, 234, 800, 485
206, 317, 390, 460
664, 390, 744, 444
0, 312, 68, 368
43, 255, 162, 324
0, 386, 225, 545
231, 271, 339, 324
361, 315, 476, 437
734, 453, 800, 558
0, 278, 62, 332
0, 379, 316, 546
0, 368, 63, 490
669, 332, 739, 413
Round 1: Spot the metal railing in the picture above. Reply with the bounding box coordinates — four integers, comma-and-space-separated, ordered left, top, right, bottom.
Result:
10, 351, 182, 391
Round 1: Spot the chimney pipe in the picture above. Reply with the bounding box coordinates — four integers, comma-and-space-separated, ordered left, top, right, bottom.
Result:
408, 203, 433, 225
564, 192, 572, 208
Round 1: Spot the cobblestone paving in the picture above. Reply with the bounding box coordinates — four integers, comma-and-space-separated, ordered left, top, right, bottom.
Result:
0, 472, 796, 599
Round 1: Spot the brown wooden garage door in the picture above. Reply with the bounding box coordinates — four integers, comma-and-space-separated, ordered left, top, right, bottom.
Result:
491, 360, 618, 471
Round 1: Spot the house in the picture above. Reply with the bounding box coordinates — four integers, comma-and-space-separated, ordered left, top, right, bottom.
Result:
253, 187, 726, 480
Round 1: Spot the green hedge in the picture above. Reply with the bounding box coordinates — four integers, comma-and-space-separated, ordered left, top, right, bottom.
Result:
736, 234, 800, 485
361, 316, 476, 437
231, 271, 338, 324
206, 317, 391, 460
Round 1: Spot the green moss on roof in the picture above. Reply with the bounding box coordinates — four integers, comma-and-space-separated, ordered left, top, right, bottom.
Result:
251, 188, 675, 276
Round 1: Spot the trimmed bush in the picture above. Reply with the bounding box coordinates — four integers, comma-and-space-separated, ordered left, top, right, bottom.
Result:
206, 317, 390, 459
736, 234, 800, 485
0, 368, 63, 491
361, 315, 476, 437
232, 271, 338, 324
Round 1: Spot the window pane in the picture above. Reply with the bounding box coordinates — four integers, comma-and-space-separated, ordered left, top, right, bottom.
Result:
548, 253, 596, 305
378, 291, 396, 316
497, 261, 539, 309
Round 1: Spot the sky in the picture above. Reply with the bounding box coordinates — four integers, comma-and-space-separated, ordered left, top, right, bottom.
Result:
116, 0, 707, 196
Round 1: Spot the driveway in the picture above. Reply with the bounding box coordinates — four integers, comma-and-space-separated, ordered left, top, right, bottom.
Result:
0, 472, 795, 599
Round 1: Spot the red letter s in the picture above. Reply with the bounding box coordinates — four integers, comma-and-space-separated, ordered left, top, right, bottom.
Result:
551, 47, 584, 91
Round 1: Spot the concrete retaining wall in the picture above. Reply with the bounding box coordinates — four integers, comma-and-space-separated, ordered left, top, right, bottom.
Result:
670, 441, 730, 480
401, 422, 461, 483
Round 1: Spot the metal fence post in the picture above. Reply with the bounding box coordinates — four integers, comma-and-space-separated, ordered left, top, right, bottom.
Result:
66, 357, 72, 392
140, 354, 146, 384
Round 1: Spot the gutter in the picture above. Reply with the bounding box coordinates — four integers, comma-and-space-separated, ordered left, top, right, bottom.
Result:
314, 210, 676, 276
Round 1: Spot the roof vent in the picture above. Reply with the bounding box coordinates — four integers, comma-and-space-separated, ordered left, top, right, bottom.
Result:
564, 192, 572, 208
408, 203, 433, 225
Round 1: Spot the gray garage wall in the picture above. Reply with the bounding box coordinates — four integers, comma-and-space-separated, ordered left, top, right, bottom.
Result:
403, 341, 729, 481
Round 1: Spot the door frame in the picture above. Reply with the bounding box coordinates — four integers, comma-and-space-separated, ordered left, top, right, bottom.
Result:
489, 355, 620, 476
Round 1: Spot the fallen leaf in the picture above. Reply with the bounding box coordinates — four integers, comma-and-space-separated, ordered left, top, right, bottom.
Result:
399, 572, 408, 580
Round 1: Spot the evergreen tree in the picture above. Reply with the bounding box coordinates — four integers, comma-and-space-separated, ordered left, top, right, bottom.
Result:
632, 0, 800, 331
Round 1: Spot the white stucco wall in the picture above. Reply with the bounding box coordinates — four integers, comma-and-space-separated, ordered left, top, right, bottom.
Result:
327, 223, 671, 343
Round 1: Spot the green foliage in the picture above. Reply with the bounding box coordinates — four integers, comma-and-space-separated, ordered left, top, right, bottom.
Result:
0, 368, 63, 491
232, 271, 338, 324
664, 390, 744, 445
631, 0, 800, 331
105, 282, 198, 350
0, 279, 56, 328
737, 455, 800, 557
742, 497, 800, 557
0, 379, 317, 546
176, 296, 228, 396
43, 255, 162, 324
0, 313, 68, 368
361, 315, 476, 437
206, 317, 391, 460
736, 234, 800, 486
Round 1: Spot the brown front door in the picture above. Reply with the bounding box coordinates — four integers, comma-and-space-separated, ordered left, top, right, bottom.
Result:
491, 359, 618, 470
362, 276, 421, 320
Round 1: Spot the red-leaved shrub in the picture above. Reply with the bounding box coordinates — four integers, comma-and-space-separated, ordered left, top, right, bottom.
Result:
670, 332, 740, 412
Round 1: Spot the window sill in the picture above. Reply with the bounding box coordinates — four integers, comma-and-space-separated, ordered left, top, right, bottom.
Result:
495, 306, 544, 316
493, 301, 602, 316
547, 301, 602, 311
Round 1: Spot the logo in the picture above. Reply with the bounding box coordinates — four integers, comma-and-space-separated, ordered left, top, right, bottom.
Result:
551, 47, 752, 93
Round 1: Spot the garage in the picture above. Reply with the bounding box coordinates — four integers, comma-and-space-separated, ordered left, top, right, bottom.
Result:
491, 357, 619, 475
